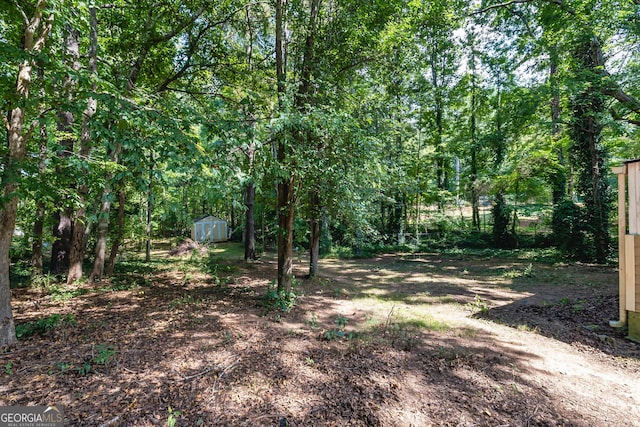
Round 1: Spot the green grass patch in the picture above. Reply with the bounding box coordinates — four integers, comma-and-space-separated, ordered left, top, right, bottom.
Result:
383, 312, 450, 351
16, 313, 76, 340
209, 242, 245, 260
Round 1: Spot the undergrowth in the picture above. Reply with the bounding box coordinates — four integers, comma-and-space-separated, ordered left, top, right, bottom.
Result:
262, 280, 297, 313
16, 313, 76, 339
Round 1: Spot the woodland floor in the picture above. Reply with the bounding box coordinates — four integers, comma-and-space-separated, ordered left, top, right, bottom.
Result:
2, 242, 640, 426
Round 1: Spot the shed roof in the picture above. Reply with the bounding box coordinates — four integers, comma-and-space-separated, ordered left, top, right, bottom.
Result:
193, 215, 226, 223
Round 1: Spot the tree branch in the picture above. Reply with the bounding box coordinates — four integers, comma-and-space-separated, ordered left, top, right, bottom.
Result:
33, 13, 54, 52
149, 5, 207, 45
610, 108, 640, 126
12, 0, 29, 26
471, 0, 576, 16
155, 22, 214, 93
588, 38, 640, 120
24, 107, 55, 142
470, 0, 531, 15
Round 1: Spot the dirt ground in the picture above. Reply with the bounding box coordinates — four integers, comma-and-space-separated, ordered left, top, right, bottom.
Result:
1, 245, 639, 426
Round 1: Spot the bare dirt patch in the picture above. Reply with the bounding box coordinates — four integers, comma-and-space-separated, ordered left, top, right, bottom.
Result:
1, 247, 639, 426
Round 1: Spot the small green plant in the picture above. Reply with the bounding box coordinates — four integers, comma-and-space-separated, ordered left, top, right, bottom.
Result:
306, 313, 319, 330
437, 346, 459, 361
34, 278, 89, 302
4, 362, 13, 375
77, 344, 116, 376
93, 344, 116, 366
169, 294, 202, 310
334, 314, 349, 329
502, 263, 534, 280
468, 295, 489, 314
522, 263, 533, 278
55, 361, 71, 374
572, 300, 586, 312
15, 313, 75, 339
77, 361, 92, 376
262, 281, 297, 313
167, 407, 181, 427
323, 314, 352, 341
31, 274, 57, 292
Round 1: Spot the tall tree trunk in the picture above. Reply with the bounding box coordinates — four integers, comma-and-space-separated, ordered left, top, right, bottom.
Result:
244, 180, 257, 261
431, 44, 447, 204
89, 143, 121, 282
468, 41, 481, 231
470, 88, 480, 231
50, 210, 73, 274
145, 150, 154, 263
242, 9, 257, 261
279, 0, 320, 289
31, 120, 48, 275
68, 6, 98, 284
106, 190, 126, 276
395, 194, 405, 245
570, 36, 611, 263
277, 178, 295, 293
308, 190, 320, 278
275, 0, 294, 293
90, 6, 199, 278
0, 2, 53, 346
549, 46, 566, 204
90, 188, 112, 282
298, 0, 320, 273
50, 26, 80, 275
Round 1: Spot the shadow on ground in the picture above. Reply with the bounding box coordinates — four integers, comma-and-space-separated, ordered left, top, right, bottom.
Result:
1, 249, 637, 426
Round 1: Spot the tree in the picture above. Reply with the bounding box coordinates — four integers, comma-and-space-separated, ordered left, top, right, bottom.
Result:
67, 6, 98, 284
1, 0, 54, 345
568, 35, 612, 262
274, 0, 294, 293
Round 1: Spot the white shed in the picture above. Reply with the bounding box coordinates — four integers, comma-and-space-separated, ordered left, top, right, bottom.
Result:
191, 215, 228, 243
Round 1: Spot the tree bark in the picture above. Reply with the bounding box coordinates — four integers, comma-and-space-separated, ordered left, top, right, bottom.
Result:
244, 180, 257, 260
549, 47, 567, 204
90, 189, 112, 282
0, 2, 53, 346
431, 44, 447, 200
31, 120, 48, 275
309, 190, 320, 278
50, 210, 73, 274
145, 152, 154, 263
68, 6, 98, 284
50, 26, 81, 276
570, 37, 611, 263
106, 189, 126, 276
89, 143, 121, 282
243, 9, 257, 261
277, 177, 295, 293
470, 82, 480, 231
275, 0, 294, 293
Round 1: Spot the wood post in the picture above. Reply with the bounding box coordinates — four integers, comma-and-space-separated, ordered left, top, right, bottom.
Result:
611, 165, 627, 327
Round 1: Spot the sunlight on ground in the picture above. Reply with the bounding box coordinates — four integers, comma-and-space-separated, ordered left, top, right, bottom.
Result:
209, 242, 245, 259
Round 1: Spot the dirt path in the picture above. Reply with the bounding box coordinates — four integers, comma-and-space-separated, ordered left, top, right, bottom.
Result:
1, 249, 639, 426
309, 255, 640, 426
